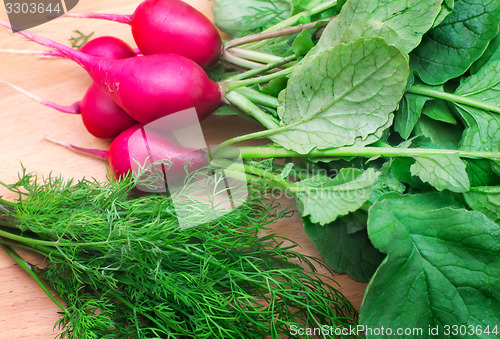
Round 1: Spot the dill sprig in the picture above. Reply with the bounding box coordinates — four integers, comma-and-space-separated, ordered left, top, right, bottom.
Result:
0, 169, 359, 338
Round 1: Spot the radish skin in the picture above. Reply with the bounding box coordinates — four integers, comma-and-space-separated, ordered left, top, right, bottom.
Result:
79, 36, 137, 59
63, 0, 223, 68
0, 20, 223, 125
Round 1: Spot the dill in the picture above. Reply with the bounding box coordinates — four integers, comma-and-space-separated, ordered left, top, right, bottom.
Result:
0, 169, 359, 338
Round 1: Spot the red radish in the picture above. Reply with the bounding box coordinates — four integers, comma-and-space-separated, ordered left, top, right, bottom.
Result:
0, 80, 137, 139
79, 36, 137, 59
0, 20, 223, 125
46, 124, 208, 181
64, 0, 223, 68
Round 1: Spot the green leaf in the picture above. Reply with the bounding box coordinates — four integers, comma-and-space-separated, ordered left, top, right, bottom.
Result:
292, 168, 380, 225
464, 186, 500, 222
304, 214, 385, 282
470, 30, 500, 74
456, 107, 500, 152
453, 60, 500, 152
261, 77, 288, 98
313, 0, 445, 55
410, 154, 470, 193
414, 115, 462, 149
369, 163, 406, 204
421, 99, 458, 124
362, 193, 500, 335
390, 157, 429, 189
212, 0, 292, 37
431, 0, 455, 28
466, 159, 500, 187
410, 0, 500, 85
270, 37, 409, 154
395, 93, 432, 139
291, 30, 314, 56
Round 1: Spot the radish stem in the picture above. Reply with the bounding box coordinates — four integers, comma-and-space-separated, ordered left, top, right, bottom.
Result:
220, 146, 500, 161
63, 12, 132, 24
225, 54, 296, 82
0, 49, 60, 58
225, 19, 331, 49
407, 85, 500, 114
221, 50, 265, 69
225, 91, 280, 129
228, 48, 283, 64
44, 136, 108, 160
224, 68, 294, 92
242, 0, 338, 50
0, 80, 79, 114
235, 87, 281, 109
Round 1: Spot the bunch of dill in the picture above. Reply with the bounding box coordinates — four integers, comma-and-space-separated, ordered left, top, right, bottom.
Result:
0, 170, 358, 338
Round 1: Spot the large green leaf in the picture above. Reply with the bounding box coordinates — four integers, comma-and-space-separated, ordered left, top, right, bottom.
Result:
361, 193, 500, 337
212, 0, 292, 37
411, 0, 500, 85
314, 0, 444, 55
270, 37, 409, 154
304, 214, 385, 282
291, 168, 380, 225
453, 60, 500, 152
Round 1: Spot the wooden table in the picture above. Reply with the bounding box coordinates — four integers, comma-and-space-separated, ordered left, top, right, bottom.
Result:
0, 1, 367, 337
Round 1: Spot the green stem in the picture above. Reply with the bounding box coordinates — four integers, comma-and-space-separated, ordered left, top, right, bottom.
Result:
0, 237, 55, 258
227, 146, 500, 160
225, 54, 297, 82
221, 50, 264, 69
217, 164, 285, 191
229, 48, 283, 64
0, 228, 123, 248
235, 87, 281, 108
225, 68, 294, 92
0, 198, 16, 208
244, 1, 338, 50
225, 19, 331, 49
219, 128, 280, 148
2, 244, 68, 313
212, 159, 293, 191
224, 91, 280, 129
407, 85, 500, 114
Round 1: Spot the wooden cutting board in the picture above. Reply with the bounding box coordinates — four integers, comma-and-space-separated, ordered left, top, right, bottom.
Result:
0, 1, 367, 337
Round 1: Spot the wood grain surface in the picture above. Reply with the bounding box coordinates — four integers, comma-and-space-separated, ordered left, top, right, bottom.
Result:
0, 1, 367, 337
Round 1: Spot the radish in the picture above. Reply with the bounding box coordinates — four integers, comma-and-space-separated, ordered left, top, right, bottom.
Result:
63, 0, 223, 68
0, 81, 137, 139
0, 20, 224, 125
78, 36, 137, 59
46, 124, 208, 181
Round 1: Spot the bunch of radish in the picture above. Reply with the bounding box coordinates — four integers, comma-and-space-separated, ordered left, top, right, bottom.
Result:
0, 0, 229, 180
